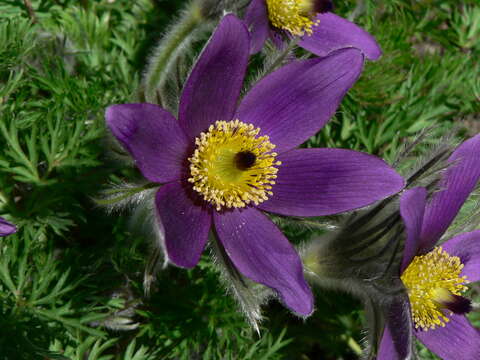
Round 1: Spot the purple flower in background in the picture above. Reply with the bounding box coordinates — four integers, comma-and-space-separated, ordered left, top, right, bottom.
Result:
106, 15, 404, 315
0, 217, 16, 237
245, 0, 382, 60
378, 134, 480, 360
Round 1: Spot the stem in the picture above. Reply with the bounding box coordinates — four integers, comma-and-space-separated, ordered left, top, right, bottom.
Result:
23, 0, 37, 23
94, 183, 158, 206
347, 336, 363, 356
143, 2, 204, 104
263, 38, 298, 75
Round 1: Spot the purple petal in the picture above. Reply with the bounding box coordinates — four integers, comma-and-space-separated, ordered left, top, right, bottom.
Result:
268, 29, 286, 49
106, 103, 189, 183
0, 217, 16, 237
442, 230, 480, 282
214, 207, 313, 315
299, 12, 382, 60
377, 327, 401, 360
245, 0, 270, 54
416, 314, 480, 360
420, 134, 480, 251
178, 14, 250, 140
155, 182, 211, 268
377, 298, 413, 360
236, 48, 364, 153
399, 187, 427, 273
257, 148, 404, 216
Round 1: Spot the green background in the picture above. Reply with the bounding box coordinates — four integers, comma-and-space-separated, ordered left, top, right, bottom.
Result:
0, 0, 479, 359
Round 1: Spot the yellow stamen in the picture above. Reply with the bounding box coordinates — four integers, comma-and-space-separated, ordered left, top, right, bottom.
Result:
188, 120, 281, 211
266, 0, 319, 36
401, 246, 469, 331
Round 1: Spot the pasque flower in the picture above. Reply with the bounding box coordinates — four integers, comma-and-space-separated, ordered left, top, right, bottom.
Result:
106, 14, 404, 315
378, 134, 480, 360
245, 0, 382, 60
0, 217, 16, 237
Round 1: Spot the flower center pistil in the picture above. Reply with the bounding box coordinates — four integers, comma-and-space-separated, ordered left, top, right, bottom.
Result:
401, 246, 471, 331
266, 0, 319, 36
188, 120, 281, 211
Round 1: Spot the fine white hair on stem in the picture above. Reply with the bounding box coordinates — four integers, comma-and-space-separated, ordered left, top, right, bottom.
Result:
209, 232, 272, 333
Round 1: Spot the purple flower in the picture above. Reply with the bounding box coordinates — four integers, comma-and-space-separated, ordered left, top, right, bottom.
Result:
0, 217, 16, 237
245, 0, 382, 60
106, 15, 404, 315
378, 134, 480, 359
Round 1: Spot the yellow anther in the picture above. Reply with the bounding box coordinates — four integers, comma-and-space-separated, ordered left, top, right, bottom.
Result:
188, 120, 279, 211
266, 0, 319, 36
401, 246, 469, 331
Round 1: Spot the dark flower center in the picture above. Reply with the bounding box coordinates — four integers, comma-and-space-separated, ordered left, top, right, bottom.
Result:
187, 120, 280, 210
314, 0, 333, 13
440, 293, 472, 314
235, 151, 257, 170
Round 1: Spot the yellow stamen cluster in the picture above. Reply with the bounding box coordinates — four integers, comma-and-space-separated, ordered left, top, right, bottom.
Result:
266, 0, 319, 36
188, 120, 281, 211
401, 246, 469, 331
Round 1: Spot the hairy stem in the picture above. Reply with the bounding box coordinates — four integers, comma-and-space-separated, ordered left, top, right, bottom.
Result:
143, 2, 204, 104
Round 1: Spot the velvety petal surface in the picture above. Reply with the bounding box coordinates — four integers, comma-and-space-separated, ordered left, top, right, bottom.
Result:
0, 217, 16, 237
442, 230, 480, 282
377, 327, 401, 360
236, 48, 364, 153
258, 149, 404, 216
377, 298, 413, 360
106, 103, 189, 183
155, 182, 211, 268
420, 134, 480, 251
245, 0, 270, 54
399, 187, 427, 273
298, 13, 382, 60
214, 207, 313, 315
416, 314, 480, 360
178, 14, 250, 139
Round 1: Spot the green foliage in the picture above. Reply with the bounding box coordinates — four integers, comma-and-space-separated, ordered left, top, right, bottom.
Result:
0, 0, 478, 359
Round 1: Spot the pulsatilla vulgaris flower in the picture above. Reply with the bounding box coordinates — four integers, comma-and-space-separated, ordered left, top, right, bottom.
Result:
106, 15, 404, 315
0, 217, 16, 237
245, 0, 382, 60
378, 134, 480, 360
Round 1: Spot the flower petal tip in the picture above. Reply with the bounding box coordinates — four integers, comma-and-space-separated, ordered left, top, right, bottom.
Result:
0, 217, 16, 237
299, 12, 382, 61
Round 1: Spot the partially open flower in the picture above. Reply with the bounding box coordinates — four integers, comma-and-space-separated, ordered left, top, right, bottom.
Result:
303, 133, 480, 359
106, 15, 404, 317
245, 0, 382, 60
0, 217, 16, 237
377, 134, 480, 360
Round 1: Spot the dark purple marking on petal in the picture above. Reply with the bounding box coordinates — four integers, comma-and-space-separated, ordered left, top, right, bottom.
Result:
155, 181, 211, 268
213, 207, 313, 315
299, 12, 382, 60
399, 187, 427, 273
236, 48, 364, 153
106, 103, 189, 183
0, 217, 16, 237
313, 0, 333, 13
416, 314, 480, 360
442, 294, 472, 315
420, 134, 480, 252
257, 148, 405, 216
178, 14, 250, 140
245, 0, 270, 54
442, 230, 480, 282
